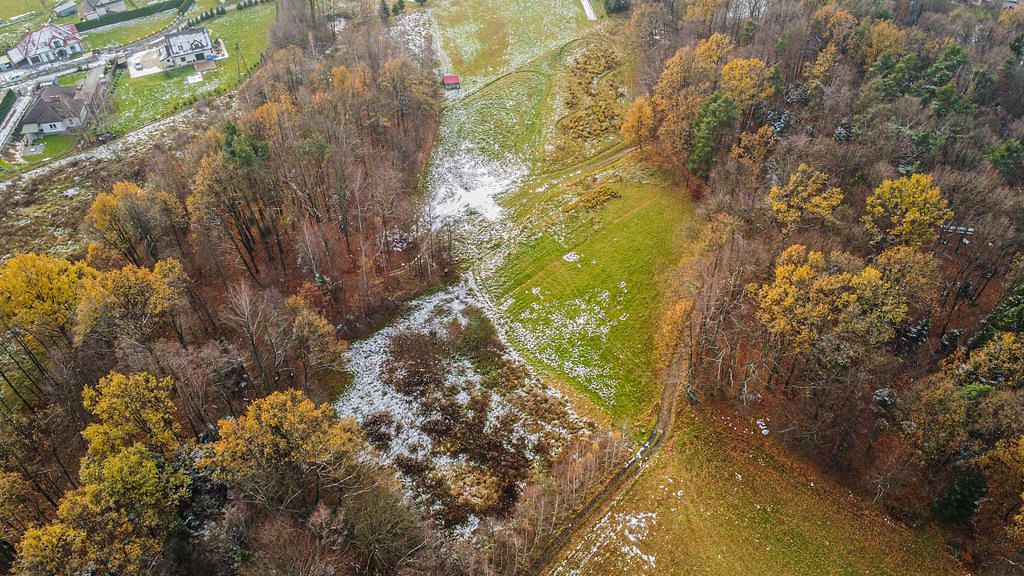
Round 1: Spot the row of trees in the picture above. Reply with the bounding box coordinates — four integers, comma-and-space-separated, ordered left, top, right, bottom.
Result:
619, 0, 1024, 567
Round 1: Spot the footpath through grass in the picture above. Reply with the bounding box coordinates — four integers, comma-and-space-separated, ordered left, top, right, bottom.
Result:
551, 409, 967, 576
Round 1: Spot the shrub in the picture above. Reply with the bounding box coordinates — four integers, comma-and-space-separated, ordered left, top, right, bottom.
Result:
933, 470, 987, 524
604, 0, 629, 13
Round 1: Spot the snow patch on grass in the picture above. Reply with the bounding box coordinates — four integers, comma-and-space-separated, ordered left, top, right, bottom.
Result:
503, 282, 629, 404
429, 142, 526, 224
552, 511, 659, 575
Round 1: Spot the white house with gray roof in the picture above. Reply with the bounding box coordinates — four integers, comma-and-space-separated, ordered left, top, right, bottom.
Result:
158, 28, 214, 70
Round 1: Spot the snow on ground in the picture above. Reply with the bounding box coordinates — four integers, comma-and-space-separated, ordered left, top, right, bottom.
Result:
388, 9, 434, 64
335, 284, 476, 462
429, 142, 527, 223
502, 280, 629, 404
551, 511, 659, 575
335, 280, 590, 522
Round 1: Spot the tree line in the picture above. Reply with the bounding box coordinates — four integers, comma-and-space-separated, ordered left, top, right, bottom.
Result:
618, 0, 1024, 568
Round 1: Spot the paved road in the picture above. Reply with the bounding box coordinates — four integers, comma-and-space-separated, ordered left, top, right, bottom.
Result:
580, 0, 597, 21
0, 93, 31, 148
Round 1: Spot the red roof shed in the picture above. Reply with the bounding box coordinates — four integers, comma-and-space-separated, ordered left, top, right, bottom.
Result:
442, 75, 461, 89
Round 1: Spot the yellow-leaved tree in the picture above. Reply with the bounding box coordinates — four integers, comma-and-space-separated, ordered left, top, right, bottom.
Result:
75, 259, 187, 344
86, 182, 185, 268
201, 389, 367, 512
862, 19, 907, 68
863, 173, 952, 247
0, 253, 94, 345
767, 164, 844, 232
17, 371, 188, 576
720, 57, 774, 111
621, 96, 656, 150
754, 244, 938, 352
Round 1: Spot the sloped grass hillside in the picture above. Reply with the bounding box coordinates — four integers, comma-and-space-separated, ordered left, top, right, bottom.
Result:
431, 0, 591, 85
551, 410, 967, 576
488, 159, 699, 424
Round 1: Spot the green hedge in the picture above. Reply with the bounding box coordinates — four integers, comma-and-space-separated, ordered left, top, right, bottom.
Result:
77, 0, 192, 32
0, 90, 16, 124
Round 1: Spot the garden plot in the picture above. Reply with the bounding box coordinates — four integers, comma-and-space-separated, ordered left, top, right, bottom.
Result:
335, 281, 591, 528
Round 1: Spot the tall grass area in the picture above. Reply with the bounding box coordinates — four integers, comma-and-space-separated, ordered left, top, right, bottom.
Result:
552, 410, 965, 575
109, 2, 274, 134
82, 10, 178, 49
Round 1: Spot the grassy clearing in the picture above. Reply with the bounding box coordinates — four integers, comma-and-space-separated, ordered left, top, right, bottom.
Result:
0, 0, 41, 19
0, 3, 49, 50
56, 70, 86, 85
488, 159, 698, 424
552, 409, 966, 576
429, 0, 680, 424
108, 2, 273, 134
82, 10, 178, 49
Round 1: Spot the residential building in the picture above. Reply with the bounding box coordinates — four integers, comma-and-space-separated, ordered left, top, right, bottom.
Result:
78, 0, 127, 20
158, 28, 214, 69
20, 85, 88, 136
53, 1, 78, 17
7, 24, 83, 67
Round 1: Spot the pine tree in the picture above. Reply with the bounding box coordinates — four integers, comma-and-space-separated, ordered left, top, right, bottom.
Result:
378, 0, 389, 20
393, 0, 405, 14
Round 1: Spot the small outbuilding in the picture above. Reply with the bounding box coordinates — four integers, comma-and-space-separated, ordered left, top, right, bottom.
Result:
53, 1, 78, 17
442, 75, 461, 90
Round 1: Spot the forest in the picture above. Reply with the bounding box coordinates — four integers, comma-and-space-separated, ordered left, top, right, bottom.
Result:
619, 0, 1024, 567
0, 0, 1023, 573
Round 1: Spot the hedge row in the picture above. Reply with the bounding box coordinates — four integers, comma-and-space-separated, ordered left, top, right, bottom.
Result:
185, 5, 225, 27
0, 90, 16, 124
237, 0, 271, 10
76, 0, 192, 32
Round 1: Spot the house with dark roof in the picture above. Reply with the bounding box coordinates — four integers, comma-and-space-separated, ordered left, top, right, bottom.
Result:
78, 0, 127, 20
7, 24, 83, 67
19, 68, 105, 138
158, 28, 214, 69
20, 85, 88, 136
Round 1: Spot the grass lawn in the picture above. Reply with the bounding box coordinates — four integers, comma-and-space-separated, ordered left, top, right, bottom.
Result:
551, 409, 967, 576
56, 70, 86, 85
430, 0, 593, 85
108, 3, 274, 134
193, 0, 224, 12
82, 10, 178, 49
0, 1, 49, 51
0, 0, 43, 20
23, 133, 76, 161
487, 159, 698, 424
